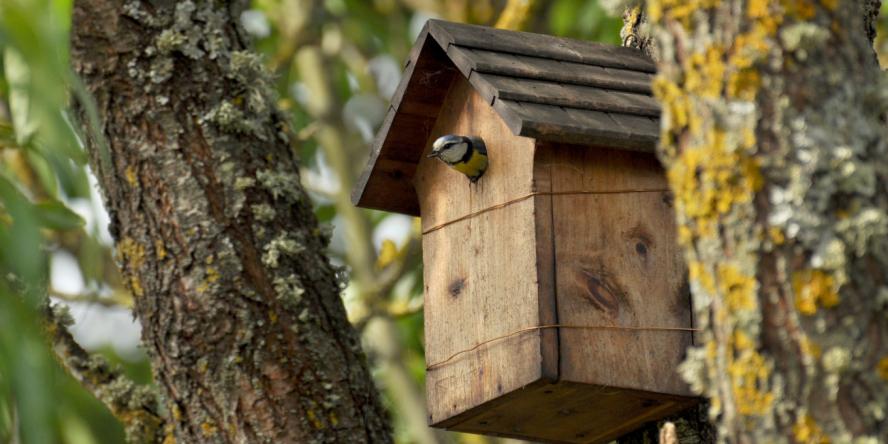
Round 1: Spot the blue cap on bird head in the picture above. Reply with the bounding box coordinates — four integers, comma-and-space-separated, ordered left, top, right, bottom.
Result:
429, 135, 469, 162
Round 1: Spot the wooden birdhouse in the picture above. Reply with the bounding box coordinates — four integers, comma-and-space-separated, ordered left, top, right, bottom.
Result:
352, 20, 699, 444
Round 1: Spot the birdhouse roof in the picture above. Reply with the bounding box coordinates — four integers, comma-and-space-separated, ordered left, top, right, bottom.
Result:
352, 20, 660, 216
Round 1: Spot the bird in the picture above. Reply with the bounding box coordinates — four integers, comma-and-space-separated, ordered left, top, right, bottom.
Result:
427, 135, 488, 184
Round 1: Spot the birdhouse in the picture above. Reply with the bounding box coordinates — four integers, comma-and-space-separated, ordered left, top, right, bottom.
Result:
352, 20, 699, 444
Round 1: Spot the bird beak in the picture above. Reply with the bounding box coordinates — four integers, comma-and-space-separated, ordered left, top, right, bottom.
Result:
427, 151, 440, 158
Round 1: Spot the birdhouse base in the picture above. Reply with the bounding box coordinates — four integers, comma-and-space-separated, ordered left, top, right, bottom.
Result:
433, 379, 700, 444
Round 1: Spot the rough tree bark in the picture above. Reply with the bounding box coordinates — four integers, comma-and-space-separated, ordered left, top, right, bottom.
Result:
640, 0, 887, 442
70, 0, 392, 442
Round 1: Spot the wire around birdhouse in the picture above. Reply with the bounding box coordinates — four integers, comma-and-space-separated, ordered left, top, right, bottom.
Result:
421, 188, 671, 235
425, 324, 699, 371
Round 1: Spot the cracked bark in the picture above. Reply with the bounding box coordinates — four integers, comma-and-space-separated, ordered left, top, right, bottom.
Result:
69, 0, 393, 442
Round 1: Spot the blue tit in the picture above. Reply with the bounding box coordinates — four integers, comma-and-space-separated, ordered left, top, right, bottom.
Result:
427, 135, 489, 184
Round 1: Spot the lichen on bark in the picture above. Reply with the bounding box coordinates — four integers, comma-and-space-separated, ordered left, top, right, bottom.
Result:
647, 0, 888, 442
70, 0, 393, 442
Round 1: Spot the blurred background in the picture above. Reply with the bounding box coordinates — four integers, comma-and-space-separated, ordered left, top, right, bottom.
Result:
0, 0, 886, 443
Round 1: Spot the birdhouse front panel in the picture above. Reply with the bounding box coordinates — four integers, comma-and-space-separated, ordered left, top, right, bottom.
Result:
414, 74, 549, 427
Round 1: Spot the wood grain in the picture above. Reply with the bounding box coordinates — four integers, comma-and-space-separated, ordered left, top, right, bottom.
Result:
493, 100, 657, 152
427, 20, 656, 73
352, 24, 456, 215
414, 75, 545, 426
472, 74, 659, 117
447, 46, 653, 95
537, 143, 694, 396
442, 380, 699, 444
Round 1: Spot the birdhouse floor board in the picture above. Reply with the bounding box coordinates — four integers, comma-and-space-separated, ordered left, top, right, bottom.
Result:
436, 379, 700, 444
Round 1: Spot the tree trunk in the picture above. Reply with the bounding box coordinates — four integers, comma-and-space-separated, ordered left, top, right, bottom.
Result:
648, 0, 888, 442
69, 0, 392, 442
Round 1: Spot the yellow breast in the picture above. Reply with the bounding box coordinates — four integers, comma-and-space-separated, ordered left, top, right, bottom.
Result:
451, 150, 489, 178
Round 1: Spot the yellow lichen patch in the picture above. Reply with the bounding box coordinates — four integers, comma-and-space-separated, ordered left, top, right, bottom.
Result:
819, 0, 837, 10
648, 0, 721, 26
727, 69, 761, 100
793, 414, 829, 444
206, 268, 219, 283
689, 261, 717, 294
162, 425, 176, 444
206, 255, 214, 265
129, 275, 144, 297
792, 270, 840, 315
307, 410, 323, 429
877, 357, 888, 381
666, 129, 762, 240
626, 7, 640, 33
269, 311, 278, 323
117, 237, 146, 268
171, 405, 183, 422
652, 77, 700, 135
156, 239, 167, 260
733, 330, 755, 351
201, 422, 218, 436
125, 165, 138, 187
785, 0, 817, 20
767, 226, 785, 244
718, 264, 757, 312
330, 412, 339, 426
799, 336, 822, 359
684, 45, 727, 98
728, 349, 774, 415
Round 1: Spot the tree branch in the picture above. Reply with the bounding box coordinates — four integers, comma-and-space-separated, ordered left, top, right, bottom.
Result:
45, 304, 163, 443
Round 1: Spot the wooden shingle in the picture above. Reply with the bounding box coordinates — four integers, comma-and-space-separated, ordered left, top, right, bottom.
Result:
352, 20, 661, 216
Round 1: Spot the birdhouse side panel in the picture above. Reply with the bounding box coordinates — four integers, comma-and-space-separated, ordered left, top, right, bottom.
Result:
415, 75, 544, 426
535, 142, 694, 397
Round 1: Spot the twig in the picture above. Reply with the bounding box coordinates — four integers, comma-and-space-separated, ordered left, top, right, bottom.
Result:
49, 287, 134, 309
44, 304, 164, 443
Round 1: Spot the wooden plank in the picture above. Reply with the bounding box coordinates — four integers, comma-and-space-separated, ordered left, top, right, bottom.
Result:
380, 112, 437, 163
541, 143, 694, 397
440, 379, 699, 444
415, 75, 543, 427
389, 26, 430, 112
445, 45, 476, 79
427, 20, 655, 72
533, 142, 559, 380
474, 74, 659, 118
351, 158, 420, 216
466, 71, 498, 105
352, 107, 396, 208
393, 39, 458, 118
493, 100, 657, 151
559, 36, 657, 73
452, 46, 654, 95
608, 114, 660, 144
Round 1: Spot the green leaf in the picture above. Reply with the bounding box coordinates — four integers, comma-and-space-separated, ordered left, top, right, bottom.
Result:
0, 173, 45, 287
4, 48, 38, 147
23, 148, 59, 199
34, 199, 85, 230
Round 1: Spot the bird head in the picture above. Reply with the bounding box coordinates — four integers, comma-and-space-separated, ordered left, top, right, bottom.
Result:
428, 135, 469, 164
